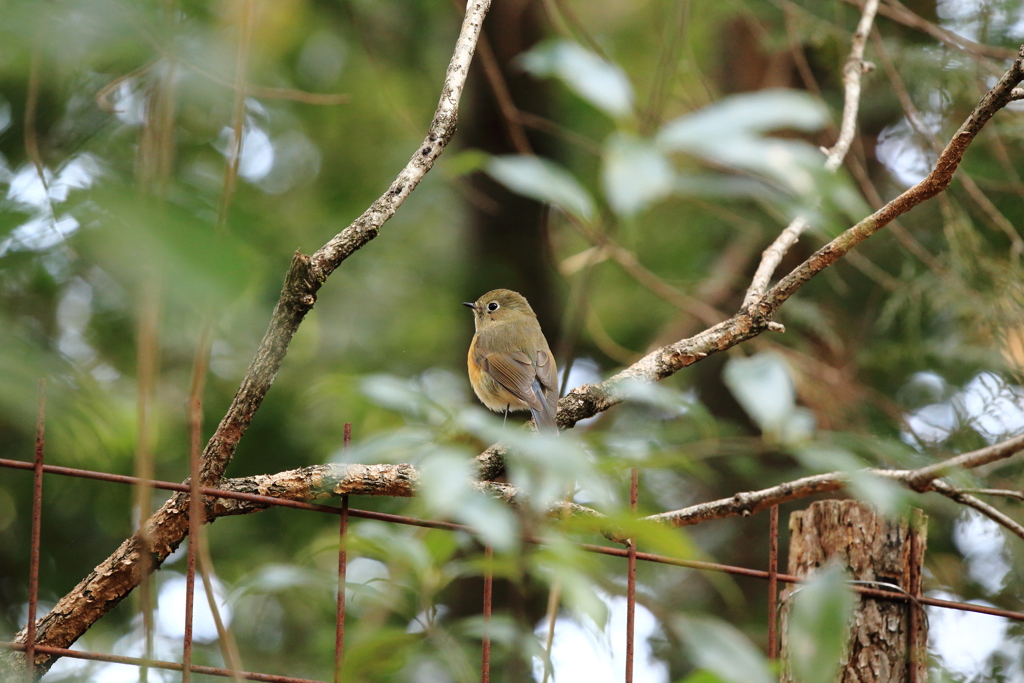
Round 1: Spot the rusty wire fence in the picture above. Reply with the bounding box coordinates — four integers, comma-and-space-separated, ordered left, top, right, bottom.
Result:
4, 424, 1024, 683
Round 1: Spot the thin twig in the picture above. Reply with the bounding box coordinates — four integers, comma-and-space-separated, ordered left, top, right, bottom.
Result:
515, 111, 603, 155
133, 278, 160, 681
24, 35, 77, 258
476, 33, 533, 156
842, 248, 902, 290
541, 0, 607, 60
245, 86, 349, 105
96, 62, 157, 114
196, 535, 245, 683
870, 31, 1024, 262
24, 39, 46, 190
742, 216, 809, 309
565, 213, 726, 326
216, 0, 256, 233
540, 581, 561, 683
957, 488, 1024, 501
823, 0, 879, 170
586, 309, 640, 365
905, 432, 1024, 490
640, 0, 689, 135
555, 213, 608, 397
930, 480, 1024, 542
186, 327, 244, 682
958, 173, 1024, 262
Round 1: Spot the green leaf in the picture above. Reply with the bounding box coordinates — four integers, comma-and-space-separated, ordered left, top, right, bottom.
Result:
847, 471, 910, 517
723, 352, 795, 430
486, 155, 595, 220
519, 39, 634, 118
417, 448, 473, 516
792, 445, 865, 473
360, 374, 429, 416
617, 378, 693, 416
658, 89, 828, 147
788, 564, 855, 683
658, 90, 831, 201
601, 133, 675, 217
76, 189, 265, 309
442, 148, 490, 177
532, 540, 607, 628
793, 446, 910, 516
341, 628, 418, 678
418, 448, 519, 551
723, 352, 814, 443
679, 671, 729, 683
677, 615, 774, 683
458, 495, 519, 551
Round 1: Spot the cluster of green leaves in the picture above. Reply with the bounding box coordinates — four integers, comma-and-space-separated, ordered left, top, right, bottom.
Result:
484, 38, 864, 226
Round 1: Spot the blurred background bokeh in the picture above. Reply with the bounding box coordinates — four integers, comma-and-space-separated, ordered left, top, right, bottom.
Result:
3, 0, 1024, 680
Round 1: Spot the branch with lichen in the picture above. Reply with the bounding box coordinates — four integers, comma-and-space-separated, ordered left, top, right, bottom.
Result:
200, 430, 1024, 546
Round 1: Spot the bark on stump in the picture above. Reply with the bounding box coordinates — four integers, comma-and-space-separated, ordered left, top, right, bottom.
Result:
780, 500, 928, 683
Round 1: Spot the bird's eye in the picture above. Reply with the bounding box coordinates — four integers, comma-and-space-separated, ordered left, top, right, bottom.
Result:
487, 302, 499, 312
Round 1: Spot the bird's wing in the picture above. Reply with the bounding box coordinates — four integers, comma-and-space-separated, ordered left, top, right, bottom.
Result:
484, 351, 548, 413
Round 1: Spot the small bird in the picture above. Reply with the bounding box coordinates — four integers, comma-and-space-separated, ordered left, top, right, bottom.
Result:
464, 289, 559, 434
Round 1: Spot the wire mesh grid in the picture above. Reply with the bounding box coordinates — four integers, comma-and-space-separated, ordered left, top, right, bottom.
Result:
4, 423, 1024, 683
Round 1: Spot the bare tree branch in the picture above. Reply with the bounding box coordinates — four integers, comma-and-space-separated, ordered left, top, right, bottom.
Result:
956, 488, 1024, 501
741, 215, 809, 309
905, 432, 1024, 490
643, 433, 1024, 532
930, 480, 1024, 542
823, 0, 879, 170
643, 471, 850, 528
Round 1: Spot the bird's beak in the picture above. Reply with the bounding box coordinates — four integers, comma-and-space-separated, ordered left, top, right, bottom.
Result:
462, 302, 477, 310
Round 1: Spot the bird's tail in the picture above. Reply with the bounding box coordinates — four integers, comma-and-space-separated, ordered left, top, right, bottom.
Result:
530, 405, 558, 436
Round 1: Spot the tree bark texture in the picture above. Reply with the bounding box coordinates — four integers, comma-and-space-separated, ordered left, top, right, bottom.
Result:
781, 500, 928, 683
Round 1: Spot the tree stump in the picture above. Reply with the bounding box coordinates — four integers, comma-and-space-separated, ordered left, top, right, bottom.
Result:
780, 500, 928, 683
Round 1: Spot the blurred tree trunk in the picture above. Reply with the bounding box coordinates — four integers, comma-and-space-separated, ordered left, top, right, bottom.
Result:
462, 0, 560, 340
781, 500, 928, 683
458, 6, 556, 666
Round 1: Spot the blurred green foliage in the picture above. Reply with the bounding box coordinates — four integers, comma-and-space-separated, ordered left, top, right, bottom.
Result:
3, 0, 1024, 681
